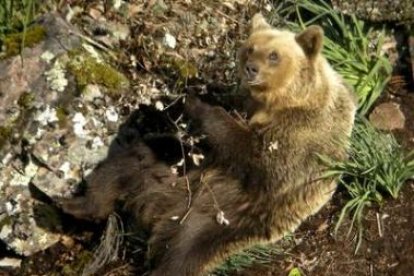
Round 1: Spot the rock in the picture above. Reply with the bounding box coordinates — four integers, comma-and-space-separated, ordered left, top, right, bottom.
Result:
163, 32, 177, 49
0, 12, 125, 257
332, 0, 414, 23
369, 102, 406, 130
82, 84, 103, 102
0, 257, 22, 269
60, 235, 75, 249
0, 13, 82, 156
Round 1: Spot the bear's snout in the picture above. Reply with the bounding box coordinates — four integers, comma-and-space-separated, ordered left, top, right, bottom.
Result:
244, 62, 259, 80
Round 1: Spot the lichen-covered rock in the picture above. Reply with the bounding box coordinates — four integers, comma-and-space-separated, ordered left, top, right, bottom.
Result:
332, 0, 414, 23
0, 12, 128, 256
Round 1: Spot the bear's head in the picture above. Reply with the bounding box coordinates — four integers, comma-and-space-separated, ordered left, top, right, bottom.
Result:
239, 14, 325, 108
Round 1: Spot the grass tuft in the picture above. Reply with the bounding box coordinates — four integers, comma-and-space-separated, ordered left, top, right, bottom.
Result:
321, 119, 414, 252
210, 244, 283, 275
0, 0, 41, 57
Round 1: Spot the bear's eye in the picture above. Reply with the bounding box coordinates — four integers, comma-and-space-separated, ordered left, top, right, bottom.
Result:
268, 51, 279, 63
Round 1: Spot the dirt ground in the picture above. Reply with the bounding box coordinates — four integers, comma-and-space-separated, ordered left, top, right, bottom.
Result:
239, 182, 414, 276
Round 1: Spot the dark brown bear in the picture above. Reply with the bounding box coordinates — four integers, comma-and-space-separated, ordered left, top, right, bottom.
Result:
60, 14, 356, 276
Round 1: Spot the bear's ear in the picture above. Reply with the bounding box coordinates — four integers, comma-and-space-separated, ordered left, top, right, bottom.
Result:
251, 13, 271, 33
295, 25, 324, 60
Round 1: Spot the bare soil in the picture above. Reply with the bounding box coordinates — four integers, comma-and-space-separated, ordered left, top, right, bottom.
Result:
238, 182, 414, 276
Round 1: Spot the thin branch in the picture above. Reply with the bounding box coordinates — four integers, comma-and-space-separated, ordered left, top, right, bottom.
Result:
167, 114, 193, 213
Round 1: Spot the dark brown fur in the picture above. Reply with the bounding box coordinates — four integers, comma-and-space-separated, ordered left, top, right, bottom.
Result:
60, 14, 356, 276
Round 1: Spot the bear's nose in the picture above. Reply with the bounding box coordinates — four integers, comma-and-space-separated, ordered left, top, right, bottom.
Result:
245, 63, 259, 79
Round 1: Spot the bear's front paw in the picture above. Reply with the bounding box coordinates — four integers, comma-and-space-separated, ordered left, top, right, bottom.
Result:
184, 94, 209, 118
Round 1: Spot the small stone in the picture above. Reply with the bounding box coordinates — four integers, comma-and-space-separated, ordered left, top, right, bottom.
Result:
40, 51, 55, 63
109, 23, 130, 41
112, 0, 122, 10
82, 84, 103, 102
163, 33, 177, 49
1, 152, 13, 165
91, 136, 104, 149
0, 257, 21, 268
369, 102, 405, 130
0, 225, 12, 239
105, 106, 119, 122
155, 101, 164, 111
72, 112, 88, 138
58, 161, 71, 180
60, 235, 75, 249
9, 161, 38, 187
82, 43, 102, 62
35, 106, 59, 126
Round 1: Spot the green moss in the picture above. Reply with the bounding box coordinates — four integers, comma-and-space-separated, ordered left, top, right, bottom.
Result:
173, 58, 198, 79
0, 126, 12, 150
67, 50, 129, 96
61, 250, 93, 275
1, 25, 46, 58
0, 215, 11, 230
18, 91, 35, 109
55, 106, 69, 128
0, 95, 37, 150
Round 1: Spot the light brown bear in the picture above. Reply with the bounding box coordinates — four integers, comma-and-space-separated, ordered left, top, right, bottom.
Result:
60, 14, 357, 276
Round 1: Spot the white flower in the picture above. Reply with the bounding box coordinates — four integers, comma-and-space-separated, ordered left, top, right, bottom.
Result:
176, 158, 185, 167
216, 211, 230, 226
190, 153, 204, 166
268, 141, 279, 152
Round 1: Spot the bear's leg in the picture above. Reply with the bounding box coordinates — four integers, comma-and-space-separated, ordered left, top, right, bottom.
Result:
59, 142, 158, 221
147, 214, 251, 276
185, 96, 265, 186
